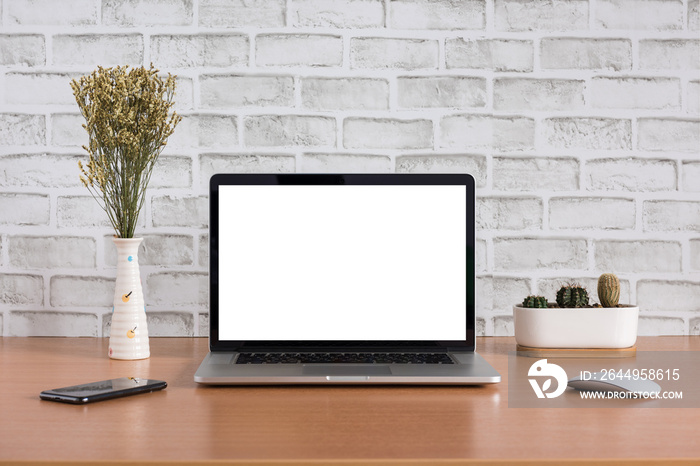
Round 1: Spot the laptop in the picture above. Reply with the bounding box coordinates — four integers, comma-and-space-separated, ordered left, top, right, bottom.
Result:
194, 173, 500, 385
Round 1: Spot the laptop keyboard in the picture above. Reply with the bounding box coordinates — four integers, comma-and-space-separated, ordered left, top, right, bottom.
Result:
235, 352, 455, 365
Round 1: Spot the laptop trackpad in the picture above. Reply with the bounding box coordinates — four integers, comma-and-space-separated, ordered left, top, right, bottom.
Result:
302, 365, 392, 376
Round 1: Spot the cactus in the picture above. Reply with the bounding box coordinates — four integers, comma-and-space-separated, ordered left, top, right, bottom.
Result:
556, 284, 589, 308
522, 295, 548, 308
598, 273, 620, 307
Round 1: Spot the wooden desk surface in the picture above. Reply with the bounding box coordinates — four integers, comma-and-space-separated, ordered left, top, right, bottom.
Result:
0, 337, 698, 465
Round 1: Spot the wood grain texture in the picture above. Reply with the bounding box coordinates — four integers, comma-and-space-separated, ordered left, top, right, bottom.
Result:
515, 344, 637, 358
0, 337, 698, 465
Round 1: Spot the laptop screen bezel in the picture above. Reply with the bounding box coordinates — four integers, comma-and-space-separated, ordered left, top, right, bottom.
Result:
209, 173, 476, 352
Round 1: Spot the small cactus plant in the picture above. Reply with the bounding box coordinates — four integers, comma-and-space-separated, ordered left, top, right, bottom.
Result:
556, 284, 589, 308
598, 273, 620, 307
522, 295, 548, 308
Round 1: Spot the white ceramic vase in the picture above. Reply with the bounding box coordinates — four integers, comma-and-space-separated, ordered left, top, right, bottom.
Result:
109, 237, 150, 360
513, 305, 639, 349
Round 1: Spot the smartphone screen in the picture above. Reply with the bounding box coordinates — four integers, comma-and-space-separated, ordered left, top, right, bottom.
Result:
40, 377, 166, 404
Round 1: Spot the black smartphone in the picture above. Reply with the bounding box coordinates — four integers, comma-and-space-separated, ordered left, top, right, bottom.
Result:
40, 377, 167, 404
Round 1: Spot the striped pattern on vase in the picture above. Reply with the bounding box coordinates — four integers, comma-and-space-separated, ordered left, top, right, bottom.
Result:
109, 237, 150, 360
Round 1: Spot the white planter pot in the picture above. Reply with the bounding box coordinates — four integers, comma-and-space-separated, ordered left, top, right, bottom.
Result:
513, 305, 639, 349
109, 238, 150, 360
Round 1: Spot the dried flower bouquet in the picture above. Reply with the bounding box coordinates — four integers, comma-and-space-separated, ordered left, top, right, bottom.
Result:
71, 65, 181, 238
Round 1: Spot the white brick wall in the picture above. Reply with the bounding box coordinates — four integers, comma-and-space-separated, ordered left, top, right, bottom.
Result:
446, 38, 534, 71
0, 194, 50, 225
351, 37, 439, 69
199, 76, 292, 108
301, 153, 391, 172
245, 115, 336, 147
390, 0, 485, 30
291, 0, 384, 28
540, 38, 632, 70
5, 73, 79, 105
590, 77, 680, 110
638, 119, 700, 152
103, 0, 193, 26
50, 275, 114, 307
344, 117, 432, 149
199, 0, 285, 28
302, 77, 389, 110
639, 40, 700, 70
477, 197, 542, 230
7, 0, 99, 25
398, 76, 486, 109
0, 0, 698, 337
150, 35, 249, 68
440, 115, 535, 151
257, 34, 343, 67
543, 118, 632, 150
549, 197, 636, 230
0, 35, 45, 66
595, 240, 683, 273
584, 158, 677, 191
595, 0, 683, 30
52, 34, 143, 66
493, 78, 585, 111
493, 238, 588, 271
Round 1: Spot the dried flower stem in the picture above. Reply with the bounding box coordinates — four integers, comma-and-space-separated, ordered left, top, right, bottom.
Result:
71, 65, 181, 238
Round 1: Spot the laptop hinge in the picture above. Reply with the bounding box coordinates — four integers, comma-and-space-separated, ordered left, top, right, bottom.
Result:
218, 347, 468, 353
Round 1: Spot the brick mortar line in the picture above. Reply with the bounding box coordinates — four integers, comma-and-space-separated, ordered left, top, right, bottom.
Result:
437, 37, 445, 71
334, 115, 344, 151
682, 240, 692, 274
0, 235, 7, 271
285, 0, 292, 28
2, 70, 697, 85
9, 72, 693, 90
485, 0, 495, 32
490, 225, 700, 234
382, 0, 390, 28
142, 33, 151, 67
190, 72, 200, 111
635, 198, 645, 234
3, 23, 698, 38
680, 78, 690, 113
40, 110, 697, 122
476, 276, 700, 290
191, 0, 199, 28
484, 75, 494, 111
1, 309, 203, 335
493, 149, 699, 158
483, 152, 493, 193
4, 229, 690, 243
477, 271, 700, 278
341, 33, 351, 69
540, 195, 550, 234
5, 103, 699, 118
5, 222, 698, 240
1, 155, 698, 171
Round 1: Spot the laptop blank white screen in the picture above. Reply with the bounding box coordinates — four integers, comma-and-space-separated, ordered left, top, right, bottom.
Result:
218, 185, 467, 341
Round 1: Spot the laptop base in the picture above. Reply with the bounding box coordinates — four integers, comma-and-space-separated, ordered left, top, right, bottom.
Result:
194, 351, 501, 385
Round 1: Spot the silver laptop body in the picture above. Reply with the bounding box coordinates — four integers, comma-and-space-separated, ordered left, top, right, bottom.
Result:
194, 174, 500, 385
